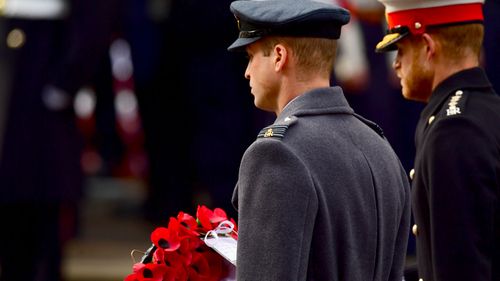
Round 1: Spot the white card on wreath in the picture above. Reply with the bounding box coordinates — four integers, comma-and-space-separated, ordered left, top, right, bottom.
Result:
203, 235, 237, 266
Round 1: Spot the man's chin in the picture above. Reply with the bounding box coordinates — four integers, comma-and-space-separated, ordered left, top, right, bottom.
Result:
401, 89, 429, 103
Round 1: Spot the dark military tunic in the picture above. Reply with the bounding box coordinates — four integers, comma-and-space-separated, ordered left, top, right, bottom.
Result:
411, 67, 500, 281
232, 87, 411, 281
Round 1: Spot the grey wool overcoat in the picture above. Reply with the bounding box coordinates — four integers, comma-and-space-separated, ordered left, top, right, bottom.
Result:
232, 87, 411, 281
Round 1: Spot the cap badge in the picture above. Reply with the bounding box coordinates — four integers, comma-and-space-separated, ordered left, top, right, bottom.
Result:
236, 18, 241, 30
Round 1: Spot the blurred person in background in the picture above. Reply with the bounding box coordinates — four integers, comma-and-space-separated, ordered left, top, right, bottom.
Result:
376, 0, 500, 280
0, 0, 118, 280
124, 0, 272, 222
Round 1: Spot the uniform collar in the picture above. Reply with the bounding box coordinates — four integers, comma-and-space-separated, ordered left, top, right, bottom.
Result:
277, 86, 354, 122
421, 67, 492, 119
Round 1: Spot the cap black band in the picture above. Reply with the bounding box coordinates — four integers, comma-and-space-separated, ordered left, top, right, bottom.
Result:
239, 29, 271, 38
387, 25, 410, 35
238, 20, 342, 40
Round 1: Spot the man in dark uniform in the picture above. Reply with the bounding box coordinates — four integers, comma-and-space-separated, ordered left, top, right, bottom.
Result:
227, 1, 411, 280
375, 0, 500, 280
0, 0, 118, 280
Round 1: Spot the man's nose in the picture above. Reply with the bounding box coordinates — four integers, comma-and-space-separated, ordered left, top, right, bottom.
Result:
244, 66, 250, 80
392, 58, 401, 70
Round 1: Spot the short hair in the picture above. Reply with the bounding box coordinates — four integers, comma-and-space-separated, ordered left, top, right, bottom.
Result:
260, 36, 337, 80
428, 23, 484, 62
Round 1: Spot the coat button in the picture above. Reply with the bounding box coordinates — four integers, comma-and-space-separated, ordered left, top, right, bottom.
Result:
428, 115, 435, 125
6, 28, 26, 49
409, 169, 415, 180
412, 224, 419, 236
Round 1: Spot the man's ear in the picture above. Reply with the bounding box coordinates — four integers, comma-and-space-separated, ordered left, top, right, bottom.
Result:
273, 43, 288, 72
421, 33, 436, 61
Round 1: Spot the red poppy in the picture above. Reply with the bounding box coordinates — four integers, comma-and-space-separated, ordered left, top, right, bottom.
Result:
162, 258, 187, 281
125, 273, 140, 281
177, 212, 200, 238
180, 236, 204, 254
152, 247, 164, 264
163, 248, 190, 269
128, 263, 168, 281
196, 205, 228, 232
200, 249, 226, 281
162, 267, 183, 281
187, 252, 212, 281
133, 263, 146, 273
150, 219, 181, 252
175, 239, 192, 266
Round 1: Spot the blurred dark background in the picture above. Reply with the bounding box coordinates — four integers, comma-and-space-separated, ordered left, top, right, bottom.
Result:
0, 0, 497, 280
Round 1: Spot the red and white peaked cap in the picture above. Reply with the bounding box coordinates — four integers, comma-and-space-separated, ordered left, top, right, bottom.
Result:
375, 0, 484, 52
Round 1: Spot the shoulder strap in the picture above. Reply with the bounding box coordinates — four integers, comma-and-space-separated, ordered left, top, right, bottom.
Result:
352, 113, 386, 139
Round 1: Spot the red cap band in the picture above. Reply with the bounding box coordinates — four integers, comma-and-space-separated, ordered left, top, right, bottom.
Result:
387, 3, 484, 34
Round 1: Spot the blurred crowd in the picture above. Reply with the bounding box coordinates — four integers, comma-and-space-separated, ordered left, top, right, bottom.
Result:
0, 0, 498, 280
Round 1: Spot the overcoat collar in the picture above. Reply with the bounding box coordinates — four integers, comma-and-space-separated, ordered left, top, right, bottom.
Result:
277, 86, 354, 123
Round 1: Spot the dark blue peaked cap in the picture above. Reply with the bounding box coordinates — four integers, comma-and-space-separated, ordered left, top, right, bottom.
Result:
227, 0, 350, 51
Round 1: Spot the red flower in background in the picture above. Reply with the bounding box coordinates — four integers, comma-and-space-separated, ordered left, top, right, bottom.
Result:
126, 205, 237, 281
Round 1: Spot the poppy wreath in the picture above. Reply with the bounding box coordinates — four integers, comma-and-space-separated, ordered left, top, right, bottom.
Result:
125, 205, 238, 281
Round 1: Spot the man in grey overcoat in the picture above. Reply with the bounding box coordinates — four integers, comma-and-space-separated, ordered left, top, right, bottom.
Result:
227, 1, 411, 280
